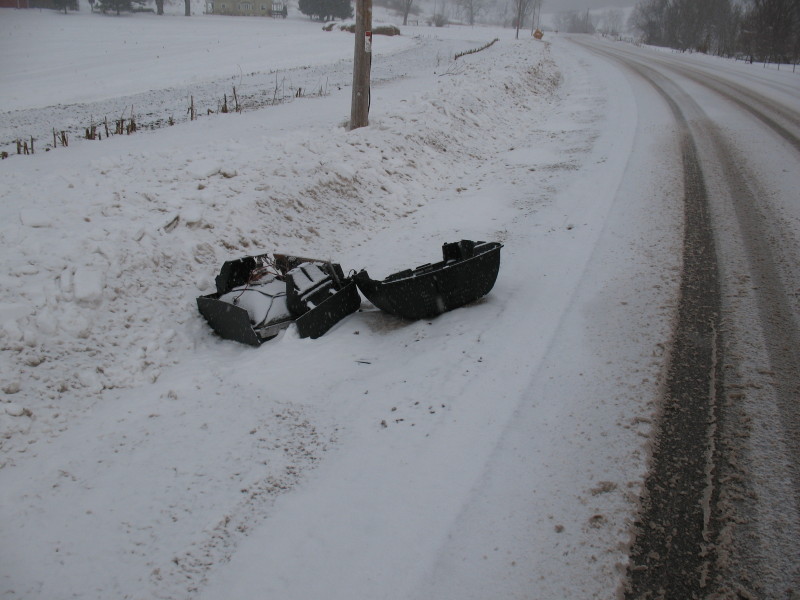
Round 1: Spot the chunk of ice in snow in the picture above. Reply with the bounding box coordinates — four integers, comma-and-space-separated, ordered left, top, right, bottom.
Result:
5, 403, 28, 417
73, 269, 104, 305
2, 380, 21, 394
334, 162, 356, 180
63, 315, 91, 338
19, 209, 52, 228
91, 157, 117, 172
183, 207, 203, 225
186, 159, 221, 179
0, 303, 32, 324
35, 309, 58, 335
59, 269, 73, 294
1, 320, 23, 342
77, 370, 103, 393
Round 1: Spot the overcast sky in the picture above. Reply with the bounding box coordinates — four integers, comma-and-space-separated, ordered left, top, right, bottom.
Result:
543, 0, 638, 11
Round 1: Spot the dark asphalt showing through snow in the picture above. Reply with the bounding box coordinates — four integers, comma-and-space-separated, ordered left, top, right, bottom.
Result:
575, 38, 800, 599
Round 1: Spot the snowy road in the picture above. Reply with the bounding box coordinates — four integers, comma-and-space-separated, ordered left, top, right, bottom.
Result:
574, 37, 800, 598
2, 14, 799, 599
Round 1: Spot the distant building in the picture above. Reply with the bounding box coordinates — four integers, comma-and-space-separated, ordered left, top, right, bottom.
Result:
0, 0, 30, 7
205, 0, 286, 16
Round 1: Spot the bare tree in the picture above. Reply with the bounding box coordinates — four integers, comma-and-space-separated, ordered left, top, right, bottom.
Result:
629, 0, 669, 45
401, 0, 413, 24
707, 0, 741, 55
529, 0, 543, 33
793, 0, 800, 67
456, 0, 487, 26
630, 0, 786, 59
600, 8, 624, 35
743, 0, 795, 63
53, 0, 79, 13
514, 0, 532, 38
185, 0, 190, 15
553, 10, 594, 34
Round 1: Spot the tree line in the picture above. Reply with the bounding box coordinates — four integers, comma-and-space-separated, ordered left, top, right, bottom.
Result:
629, 0, 800, 65
298, 0, 352, 21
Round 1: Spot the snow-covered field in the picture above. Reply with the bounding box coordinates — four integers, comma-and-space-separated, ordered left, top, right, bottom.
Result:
0, 8, 692, 599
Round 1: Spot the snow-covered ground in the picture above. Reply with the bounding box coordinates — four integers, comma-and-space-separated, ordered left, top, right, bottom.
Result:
6, 9, 793, 599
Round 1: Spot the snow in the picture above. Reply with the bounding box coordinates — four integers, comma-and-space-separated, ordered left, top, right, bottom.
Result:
72, 268, 105, 305
3, 9, 794, 600
219, 279, 290, 326
0, 4, 413, 112
289, 262, 328, 294
17, 209, 53, 228
0, 16, 657, 598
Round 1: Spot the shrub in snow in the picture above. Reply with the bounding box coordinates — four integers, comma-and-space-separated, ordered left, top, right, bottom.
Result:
335, 23, 401, 36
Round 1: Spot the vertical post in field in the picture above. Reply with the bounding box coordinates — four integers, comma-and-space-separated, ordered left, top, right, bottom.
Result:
350, 0, 372, 130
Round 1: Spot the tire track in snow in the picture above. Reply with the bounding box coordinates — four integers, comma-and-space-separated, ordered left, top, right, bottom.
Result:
402, 39, 677, 600
665, 64, 800, 153
700, 123, 800, 598
588, 44, 800, 145
579, 39, 800, 599
611, 61, 723, 600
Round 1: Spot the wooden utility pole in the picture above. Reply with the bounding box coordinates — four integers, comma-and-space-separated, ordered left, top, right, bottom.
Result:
350, 0, 372, 130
